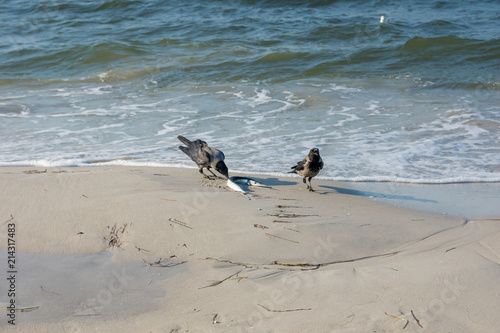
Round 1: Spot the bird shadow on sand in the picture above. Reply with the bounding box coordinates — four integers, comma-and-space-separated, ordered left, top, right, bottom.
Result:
319, 185, 438, 203
255, 177, 298, 187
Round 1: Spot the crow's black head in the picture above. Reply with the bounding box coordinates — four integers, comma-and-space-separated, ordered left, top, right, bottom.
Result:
309, 148, 320, 157
216, 161, 229, 179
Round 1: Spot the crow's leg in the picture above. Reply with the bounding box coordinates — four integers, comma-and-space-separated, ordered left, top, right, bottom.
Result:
206, 167, 219, 178
199, 167, 214, 179
308, 177, 314, 191
303, 177, 310, 189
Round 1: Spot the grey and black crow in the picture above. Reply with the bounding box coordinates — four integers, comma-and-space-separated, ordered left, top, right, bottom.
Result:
177, 135, 229, 179
289, 148, 323, 191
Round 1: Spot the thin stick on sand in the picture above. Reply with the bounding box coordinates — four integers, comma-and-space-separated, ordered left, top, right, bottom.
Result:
271, 261, 320, 270
385, 312, 412, 329
205, 250, 398, 272
258, 304, 312, 312
384, 312, 405, 321
143, 259, 187, 268
199, 270, 243, 289
267, 213, 318, 218
168, 218, 193, 229
105, 223, 127, 248
40, 285, 61, 296
0, 305, 40, 312
411, 310, 423, 328
265, 233, 299, 244
135, 246, 150, 252
4, 214, 14, 225
273, 220, 293, 223
23, 169, 47, 174
203, 257, 254, 268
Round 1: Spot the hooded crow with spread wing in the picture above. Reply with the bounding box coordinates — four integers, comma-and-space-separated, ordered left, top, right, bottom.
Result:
177, 135, 229, 179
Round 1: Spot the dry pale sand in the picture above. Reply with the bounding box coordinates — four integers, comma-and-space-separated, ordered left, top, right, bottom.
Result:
0, 166, 499, 332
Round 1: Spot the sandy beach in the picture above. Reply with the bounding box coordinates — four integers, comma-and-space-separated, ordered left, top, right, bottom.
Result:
1, 166, 499, 332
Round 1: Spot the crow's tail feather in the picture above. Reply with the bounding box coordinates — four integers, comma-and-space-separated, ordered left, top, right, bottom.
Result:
177, 135, 191, 146
178, 145, 190, 156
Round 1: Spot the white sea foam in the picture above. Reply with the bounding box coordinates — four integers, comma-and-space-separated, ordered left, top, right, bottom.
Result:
1, 79, 499, 184
1, 157, 499, 184
320, 83, 362, 93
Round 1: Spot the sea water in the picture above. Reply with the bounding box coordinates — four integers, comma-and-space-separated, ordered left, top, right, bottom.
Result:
1, 0, 499, 184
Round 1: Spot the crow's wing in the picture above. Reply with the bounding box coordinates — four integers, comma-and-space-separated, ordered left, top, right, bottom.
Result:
204, 146, 225, 162
291, 158, 307, 171
179, 139, 211, 166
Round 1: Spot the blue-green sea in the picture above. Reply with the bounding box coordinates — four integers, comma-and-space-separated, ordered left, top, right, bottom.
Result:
1, 0, 499, 183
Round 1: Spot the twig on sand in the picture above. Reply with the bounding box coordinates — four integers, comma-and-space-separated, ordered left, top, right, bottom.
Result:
4, 214, 14, 225
169, 218, 193, 229
231, 276, 248, 282
385, 312, 411, 329
254, 224, 268, 229
204, 257, 253, 268
386, 310, 422, 329
385, 312, 405, 321
40, 285, 61, 296
271, 261, 320, 270
23, 169, 47, 174
135, 246, 150, 252
142, 259, 187, 268
257, 304, 311, 312
199, 270, 243, 289
273, 220, 292, 223
0, 305, 40, 312
276, 205, 308, 209
411, 310, 423, 328
204, 257, 318, 271
15, 305, 40, 312
204, 251, 399, 273
105, 223, 127, 248
267, 213, 318, 218
265, 233, 299, 244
